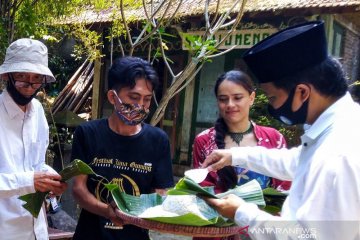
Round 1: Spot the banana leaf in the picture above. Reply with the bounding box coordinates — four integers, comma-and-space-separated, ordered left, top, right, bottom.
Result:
59, 159, 95, 181
19, 159, 95, 218
262, 187, 288, 215
168, 177, 266, 206
106, 183, 223, 226
106, 178, 265, 227
18, 192, 48, 218
167, 177, 217, 198
262, 187, 288, 197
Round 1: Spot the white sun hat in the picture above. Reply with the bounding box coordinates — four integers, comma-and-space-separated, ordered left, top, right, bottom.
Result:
0, 38, 55, 83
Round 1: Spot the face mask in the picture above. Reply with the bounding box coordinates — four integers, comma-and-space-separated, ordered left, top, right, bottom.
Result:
112, 90, 149, 126
267, 87, 309, 125
6, 74, 40, 106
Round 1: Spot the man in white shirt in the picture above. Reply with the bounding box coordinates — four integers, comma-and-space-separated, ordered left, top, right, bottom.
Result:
202, 21, 360, 239
0, 38, 67, 240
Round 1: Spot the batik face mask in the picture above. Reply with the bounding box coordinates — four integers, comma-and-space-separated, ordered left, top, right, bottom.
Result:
267, 87, 309, 125
112, 90, 149, 126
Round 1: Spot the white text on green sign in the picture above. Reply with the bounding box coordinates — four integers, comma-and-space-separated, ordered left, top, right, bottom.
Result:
182, 29, 278, 50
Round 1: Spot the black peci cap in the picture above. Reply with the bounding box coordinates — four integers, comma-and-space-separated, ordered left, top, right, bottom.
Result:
242, 21, 328, 83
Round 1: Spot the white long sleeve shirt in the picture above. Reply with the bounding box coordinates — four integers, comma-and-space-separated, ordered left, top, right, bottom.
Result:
0, 89, 52, 240
231, 92, 360, 240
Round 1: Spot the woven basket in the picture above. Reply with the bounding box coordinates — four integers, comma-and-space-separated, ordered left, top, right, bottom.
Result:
114, 209, 248, 237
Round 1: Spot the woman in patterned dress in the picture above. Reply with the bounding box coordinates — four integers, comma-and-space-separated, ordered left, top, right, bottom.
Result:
192, 70, 291, 240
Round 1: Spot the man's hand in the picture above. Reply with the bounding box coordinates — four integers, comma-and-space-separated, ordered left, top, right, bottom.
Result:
34, 172, 67, 195
204, 194, 245, 219
202, 149, 233, 171
109, 202, 126, 228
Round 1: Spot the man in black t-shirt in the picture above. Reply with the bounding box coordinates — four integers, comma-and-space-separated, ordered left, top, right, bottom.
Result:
71, 56, 174, 240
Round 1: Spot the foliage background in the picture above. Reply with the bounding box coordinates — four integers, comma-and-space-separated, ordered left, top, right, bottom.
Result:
0, 0, 302, 157
251, 90, 303, 147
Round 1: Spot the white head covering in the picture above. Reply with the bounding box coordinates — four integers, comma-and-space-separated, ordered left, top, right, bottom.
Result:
0, 38, 55, 82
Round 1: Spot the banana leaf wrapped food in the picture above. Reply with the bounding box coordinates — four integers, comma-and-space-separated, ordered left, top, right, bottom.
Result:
18, 159, 95, 217
107, 178, 265, 230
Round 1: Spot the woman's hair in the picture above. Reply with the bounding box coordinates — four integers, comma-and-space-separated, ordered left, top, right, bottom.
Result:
214, 70, 255, 96
213, 70, 255, 191
273, 56, 348, 97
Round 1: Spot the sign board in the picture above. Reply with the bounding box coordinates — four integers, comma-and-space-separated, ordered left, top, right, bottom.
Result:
181, 29, 278, 50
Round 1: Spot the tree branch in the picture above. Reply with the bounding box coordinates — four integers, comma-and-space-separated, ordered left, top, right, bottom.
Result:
117, 38, 125, 57
212, 0, 247, 49
120, 0, 133, 47
173, 63, 203, 96
157, 32, 175, 78
207, 45, 237, 59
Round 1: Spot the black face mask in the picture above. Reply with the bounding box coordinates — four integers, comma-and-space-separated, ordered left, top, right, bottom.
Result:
267, 87, 309, 125
6, 74, 40, 106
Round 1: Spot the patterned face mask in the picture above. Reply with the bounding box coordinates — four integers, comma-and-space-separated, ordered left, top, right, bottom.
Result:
112, 90, 149, 126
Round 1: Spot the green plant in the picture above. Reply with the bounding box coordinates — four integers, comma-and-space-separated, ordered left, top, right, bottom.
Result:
69, 24, 104, 61
180, 33, 218, 60
251, 90, 303, 147
47, 53, 82, 95
36, 91, 75, 171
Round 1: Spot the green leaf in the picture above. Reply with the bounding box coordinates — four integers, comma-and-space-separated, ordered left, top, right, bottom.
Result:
262, 188, 287, 215
261, 205, 281, 215
167, 177, 217, 198
167, 178, 266, 206
59, 159, 96, 181
18, 192, 48, 218
19, 159, 95, 218
217, 180, 266, 206
146, 213, 218, 226
262, 187, 288, 196
108, 178, 265, 227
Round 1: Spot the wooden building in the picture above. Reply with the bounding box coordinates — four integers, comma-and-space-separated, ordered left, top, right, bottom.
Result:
58, 0, 360, 175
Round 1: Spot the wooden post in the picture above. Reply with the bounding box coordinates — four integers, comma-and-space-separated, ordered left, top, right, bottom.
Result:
91, 58, 102, 119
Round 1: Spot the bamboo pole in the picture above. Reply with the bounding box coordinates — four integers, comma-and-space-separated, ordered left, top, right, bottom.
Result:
54, 61, 93, 113
52, 59, 89, 113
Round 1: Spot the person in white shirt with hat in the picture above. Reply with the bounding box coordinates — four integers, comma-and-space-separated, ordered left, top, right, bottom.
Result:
0, 38, 67, 240
202, 21, 360, 240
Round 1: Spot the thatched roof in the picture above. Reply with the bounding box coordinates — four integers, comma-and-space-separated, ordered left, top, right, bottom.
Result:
62, 0, 360, 25
246, 0, 360, 13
